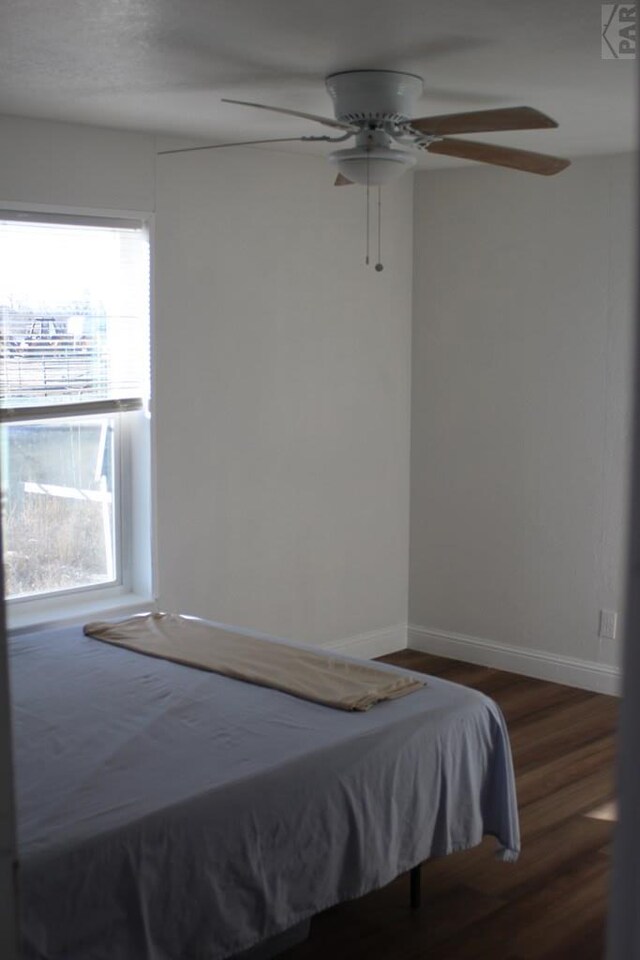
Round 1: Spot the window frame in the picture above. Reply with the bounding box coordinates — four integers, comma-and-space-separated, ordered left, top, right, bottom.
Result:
0, 204, 156, 632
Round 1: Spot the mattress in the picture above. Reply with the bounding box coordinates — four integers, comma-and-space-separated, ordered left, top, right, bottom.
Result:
10, 621, 520, 960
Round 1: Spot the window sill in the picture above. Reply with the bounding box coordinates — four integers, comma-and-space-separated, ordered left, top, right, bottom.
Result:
7, 589, 156, 636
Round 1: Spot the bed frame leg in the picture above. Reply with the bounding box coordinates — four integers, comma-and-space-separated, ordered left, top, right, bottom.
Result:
410, 864, 421, 909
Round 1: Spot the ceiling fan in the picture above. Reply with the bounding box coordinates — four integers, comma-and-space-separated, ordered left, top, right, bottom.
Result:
159, 69, 571, 184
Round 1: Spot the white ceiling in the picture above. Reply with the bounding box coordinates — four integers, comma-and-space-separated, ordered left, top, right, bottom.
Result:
1, 0, 638, 169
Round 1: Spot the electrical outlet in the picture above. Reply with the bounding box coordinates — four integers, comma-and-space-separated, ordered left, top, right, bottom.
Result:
599, 609, 618, 641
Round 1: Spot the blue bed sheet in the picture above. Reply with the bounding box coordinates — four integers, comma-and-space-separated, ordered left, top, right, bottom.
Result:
10, 621, 520, 960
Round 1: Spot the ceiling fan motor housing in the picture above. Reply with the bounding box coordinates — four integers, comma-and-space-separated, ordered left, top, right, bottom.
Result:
326, 71, 423, 185
325, 70, 424, 125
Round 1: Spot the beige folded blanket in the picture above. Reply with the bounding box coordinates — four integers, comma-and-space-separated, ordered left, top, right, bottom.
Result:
83, 613, 425, 712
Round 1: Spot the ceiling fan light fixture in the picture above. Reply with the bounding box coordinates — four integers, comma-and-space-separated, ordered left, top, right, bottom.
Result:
329, 146, 417, 186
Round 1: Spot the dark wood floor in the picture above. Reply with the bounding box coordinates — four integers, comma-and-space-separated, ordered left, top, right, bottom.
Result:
282, 650, 618, 960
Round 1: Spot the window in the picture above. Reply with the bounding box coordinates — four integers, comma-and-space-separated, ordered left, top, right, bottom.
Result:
0, 212, 152, 623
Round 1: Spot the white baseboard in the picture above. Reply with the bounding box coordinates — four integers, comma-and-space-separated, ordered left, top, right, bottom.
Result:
324, 624, 408, 660
408, 624, 621, 696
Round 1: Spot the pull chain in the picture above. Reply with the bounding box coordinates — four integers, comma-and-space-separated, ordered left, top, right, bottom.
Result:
365, 153, 370, 266
375, 186, 383, 272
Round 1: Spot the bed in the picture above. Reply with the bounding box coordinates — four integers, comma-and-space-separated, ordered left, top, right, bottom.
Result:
9, 619, 520, 960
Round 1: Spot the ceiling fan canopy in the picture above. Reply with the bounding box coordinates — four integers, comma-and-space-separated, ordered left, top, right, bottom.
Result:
325, 69, 425, 125
159, 69, 571, 184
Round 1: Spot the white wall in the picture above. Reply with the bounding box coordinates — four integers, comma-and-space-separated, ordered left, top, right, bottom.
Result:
409, 154, 636, 691
0, 115, 414, 653
154, 147, 413, 648
609, 209, 640, 952
0, 116, 155, 213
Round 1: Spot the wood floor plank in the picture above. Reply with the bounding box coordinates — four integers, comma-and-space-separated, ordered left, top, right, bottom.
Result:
458, 811, 613, 898
283, 650, 617, 960
504, 853, 610, 959
515, 735, 616, 807
487, 679, 592, 726
518, 767, 615, 838
538, 909, 607, 960
508, 696, 617, 772
423, 854, 610, 960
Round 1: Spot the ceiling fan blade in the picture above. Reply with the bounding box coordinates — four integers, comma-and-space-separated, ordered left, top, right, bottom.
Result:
221, 97, 356, 132
158, 137, 311, 156
426, 138, 571, 175
410, 106, 558, 136
334, 173, 354, 186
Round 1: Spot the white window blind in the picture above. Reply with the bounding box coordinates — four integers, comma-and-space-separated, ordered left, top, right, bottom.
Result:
0, 214, 150, 420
